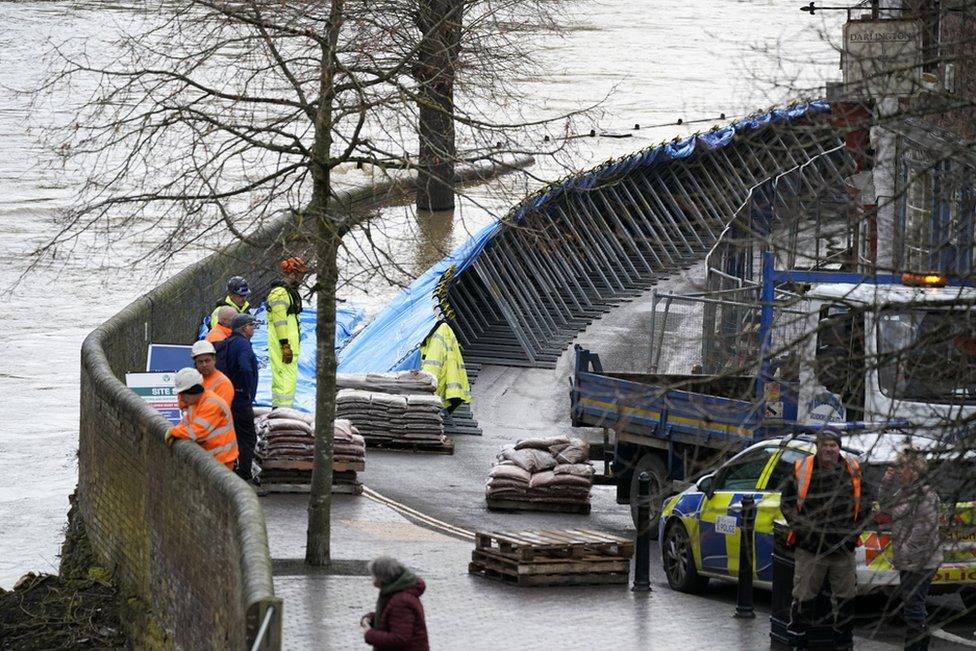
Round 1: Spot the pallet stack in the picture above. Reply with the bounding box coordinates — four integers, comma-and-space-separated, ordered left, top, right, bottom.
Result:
253, 407, 366, 492
485, 437, 593, 513
468, 529, 633, 586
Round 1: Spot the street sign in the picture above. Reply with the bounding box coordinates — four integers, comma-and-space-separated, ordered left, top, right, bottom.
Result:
842, 19, 922, 99
146, 343, 194, 372
126, 372, 181, 424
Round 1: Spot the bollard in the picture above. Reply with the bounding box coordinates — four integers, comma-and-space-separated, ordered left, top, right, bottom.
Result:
632, 471, 652, 592
734, 494, 756, 618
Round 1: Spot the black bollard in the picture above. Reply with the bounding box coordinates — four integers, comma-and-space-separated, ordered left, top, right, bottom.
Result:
632, 471, 652, 592
734, 495, 756, 618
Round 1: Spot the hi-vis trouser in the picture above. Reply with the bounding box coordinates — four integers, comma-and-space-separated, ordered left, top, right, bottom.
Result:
420, 322, 471, 408
267, 287, 300, 407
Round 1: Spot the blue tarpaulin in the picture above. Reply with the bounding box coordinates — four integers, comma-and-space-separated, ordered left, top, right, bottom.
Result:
251, 303, 365, 410
336, 221, 500, 373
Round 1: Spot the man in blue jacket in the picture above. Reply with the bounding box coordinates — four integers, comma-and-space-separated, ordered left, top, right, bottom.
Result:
217, 313, 260, 481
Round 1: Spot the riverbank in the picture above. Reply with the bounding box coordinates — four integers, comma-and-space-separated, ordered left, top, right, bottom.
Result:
0, 497, 127, 650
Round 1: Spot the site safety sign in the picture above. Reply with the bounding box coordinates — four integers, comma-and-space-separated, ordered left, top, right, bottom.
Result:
126, 372, 181, 425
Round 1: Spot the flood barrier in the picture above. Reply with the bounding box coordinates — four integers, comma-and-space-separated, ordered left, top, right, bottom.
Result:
338, 101, 853, 373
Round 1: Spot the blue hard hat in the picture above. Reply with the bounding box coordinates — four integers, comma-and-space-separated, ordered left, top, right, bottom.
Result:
227, 276, 250, 296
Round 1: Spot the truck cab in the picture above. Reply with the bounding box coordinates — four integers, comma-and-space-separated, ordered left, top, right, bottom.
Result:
788, 280, 976, 429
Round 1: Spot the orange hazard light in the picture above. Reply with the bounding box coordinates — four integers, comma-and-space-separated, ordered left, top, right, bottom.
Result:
902, 272, 948, 287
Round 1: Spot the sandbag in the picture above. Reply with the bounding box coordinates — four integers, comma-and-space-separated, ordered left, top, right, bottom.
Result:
554, 445, 588, 465
266, 407, 313, 423
488, 464, 532, 484
266, 418, 313, 433
501, 448, 557, 473
553, 463, 594, 478
529, 471, 557, 489
514, 436, 570, 451
550, 473, 592, 488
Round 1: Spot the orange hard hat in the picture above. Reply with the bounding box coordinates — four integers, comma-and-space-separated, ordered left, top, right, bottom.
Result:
280, 256, 307, 274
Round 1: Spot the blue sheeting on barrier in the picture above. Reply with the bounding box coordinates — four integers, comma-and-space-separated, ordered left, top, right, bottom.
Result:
250, 303, 365, 410
329, 101, 829, 376
337, 221, 499, 373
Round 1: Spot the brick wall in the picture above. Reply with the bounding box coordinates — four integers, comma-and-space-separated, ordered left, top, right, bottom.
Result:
77, 160, 531, 649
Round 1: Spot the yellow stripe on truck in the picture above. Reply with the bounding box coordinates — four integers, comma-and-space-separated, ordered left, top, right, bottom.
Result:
578, 397, 753, 437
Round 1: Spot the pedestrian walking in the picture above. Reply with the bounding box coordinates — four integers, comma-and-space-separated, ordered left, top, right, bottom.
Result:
216, 313, 260, 482
267, 257, 306, 408
206, 305, 238, 344
187, 340, 234, 407
360, 557, 429, 651
879, 450, 943, 650
420, 302, 471, 415
165, 368, 238, 469
209, 275, 251, 330
781, 427, 862, 649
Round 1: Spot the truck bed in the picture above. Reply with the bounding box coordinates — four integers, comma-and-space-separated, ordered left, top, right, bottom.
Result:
571, 347, 763, 451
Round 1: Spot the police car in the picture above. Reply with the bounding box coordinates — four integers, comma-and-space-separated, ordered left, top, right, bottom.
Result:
659, 429, 976, 600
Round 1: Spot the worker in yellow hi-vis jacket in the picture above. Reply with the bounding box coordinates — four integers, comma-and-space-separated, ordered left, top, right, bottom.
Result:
420, 303, 471, 413
267, 256, 306, 407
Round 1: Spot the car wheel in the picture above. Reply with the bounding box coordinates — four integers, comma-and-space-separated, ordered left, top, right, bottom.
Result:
629, 453, 669, 536
662, 520, 709, 593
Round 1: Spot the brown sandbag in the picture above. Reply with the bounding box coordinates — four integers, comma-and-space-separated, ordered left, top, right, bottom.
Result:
266, 407, 313, 424
488, 464, 532, 484
528, 471, 557, 489
553, 463, 594, 478
514, 436, 570, 451
500, 448, 557, 473
554, 445, 588, 465
550, 473, 592, 488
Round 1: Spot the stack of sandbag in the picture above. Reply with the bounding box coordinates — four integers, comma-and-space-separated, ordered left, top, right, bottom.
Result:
254, 407, 366, 488
485, 436, 594, 508
336, 388, 445, 446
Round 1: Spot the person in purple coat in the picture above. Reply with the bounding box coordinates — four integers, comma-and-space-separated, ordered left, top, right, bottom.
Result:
360, 557, 429, 651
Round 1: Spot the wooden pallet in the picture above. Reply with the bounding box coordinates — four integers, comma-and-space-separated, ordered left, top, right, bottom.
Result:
471, 549, 629, 576
474, 529, 633, 561
259, 459, 365, 473
364, 438, 454, 455
485, 497, 591, 515
468, 561, 629, 587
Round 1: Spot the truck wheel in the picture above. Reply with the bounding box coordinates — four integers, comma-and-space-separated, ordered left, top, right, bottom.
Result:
662, 521, 709, 593
629, 453, 669, 536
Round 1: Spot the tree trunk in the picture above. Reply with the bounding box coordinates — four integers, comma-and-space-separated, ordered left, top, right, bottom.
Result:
416, 0, 462, 211
305, 224, 339, 565
305, 0, 345, 567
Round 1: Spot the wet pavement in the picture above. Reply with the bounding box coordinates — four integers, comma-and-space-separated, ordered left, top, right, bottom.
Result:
266, 493, 917, 650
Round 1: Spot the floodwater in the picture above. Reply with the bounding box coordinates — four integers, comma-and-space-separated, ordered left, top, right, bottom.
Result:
0, 1, 842, 586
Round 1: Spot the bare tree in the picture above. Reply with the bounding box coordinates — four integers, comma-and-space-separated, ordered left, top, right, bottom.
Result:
34, 0, 582, 565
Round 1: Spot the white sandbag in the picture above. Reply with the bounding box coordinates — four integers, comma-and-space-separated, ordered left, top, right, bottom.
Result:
553, 463, 594, 478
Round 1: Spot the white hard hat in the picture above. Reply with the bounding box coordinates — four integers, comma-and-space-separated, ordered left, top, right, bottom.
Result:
191, 340, 216, 357
174, 367, 204, 393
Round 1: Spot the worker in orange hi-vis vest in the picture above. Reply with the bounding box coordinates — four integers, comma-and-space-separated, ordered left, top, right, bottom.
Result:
780, 427, 862, 650
206, 306, 237, 344
183, 340, 235, 408
165, 367, 239, 470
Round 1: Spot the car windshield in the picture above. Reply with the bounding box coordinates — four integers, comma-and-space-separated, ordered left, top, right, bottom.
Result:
877, 308, 976, 403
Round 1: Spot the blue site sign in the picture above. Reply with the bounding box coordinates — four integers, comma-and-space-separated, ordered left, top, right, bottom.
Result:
147, 343, 194, 372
